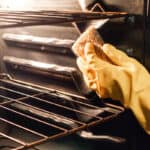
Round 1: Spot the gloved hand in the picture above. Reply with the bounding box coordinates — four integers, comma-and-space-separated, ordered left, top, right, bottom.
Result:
72, 27, 150, 135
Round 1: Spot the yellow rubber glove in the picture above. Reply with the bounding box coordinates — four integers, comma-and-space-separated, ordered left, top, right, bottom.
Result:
72, 27, 150, 135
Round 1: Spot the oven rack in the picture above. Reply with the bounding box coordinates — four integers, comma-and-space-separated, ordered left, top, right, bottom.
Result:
0, 73, 124, 150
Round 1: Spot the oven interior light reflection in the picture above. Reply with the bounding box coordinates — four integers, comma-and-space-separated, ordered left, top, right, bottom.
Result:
0, 0, 30, 9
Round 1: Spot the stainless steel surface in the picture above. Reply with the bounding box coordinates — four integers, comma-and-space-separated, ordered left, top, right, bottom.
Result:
3, 56, 95, 97
3, 56, 76, 80
2, 33, 74, 55
0, 24, 80, 95
78, 0, 96, 11
2, 33, 75, 48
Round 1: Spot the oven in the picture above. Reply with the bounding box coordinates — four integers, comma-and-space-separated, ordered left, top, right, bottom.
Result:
0, 0, 150, 150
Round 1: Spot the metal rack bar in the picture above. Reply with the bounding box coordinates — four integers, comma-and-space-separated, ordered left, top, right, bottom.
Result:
0, 10, 127, 28
0, 118, 47, 138
0, 86, 103, 121
0, 132, 26, 146
0, 81, 121, 113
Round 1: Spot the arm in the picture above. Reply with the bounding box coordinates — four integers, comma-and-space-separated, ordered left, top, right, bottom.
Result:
72, 27, 150, 135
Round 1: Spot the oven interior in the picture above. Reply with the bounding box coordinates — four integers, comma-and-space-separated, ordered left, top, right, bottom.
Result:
0, 0, 150, 150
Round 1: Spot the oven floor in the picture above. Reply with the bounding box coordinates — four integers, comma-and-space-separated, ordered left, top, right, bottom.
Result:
34, 135, 127, 150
